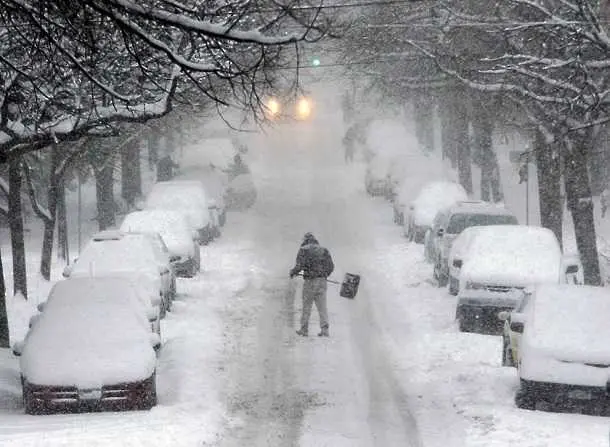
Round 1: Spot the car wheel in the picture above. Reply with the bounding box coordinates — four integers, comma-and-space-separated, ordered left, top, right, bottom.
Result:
515, 381, 536, 410
458, 316, 470, 333
137, 373, 157, 410
449, 277, 459, 295
23, 381, 43, 415
435, 261, 448, 287
502, 337, 515, 367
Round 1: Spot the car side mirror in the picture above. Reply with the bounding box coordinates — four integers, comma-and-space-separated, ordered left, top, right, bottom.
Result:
497, 311, 510, 321
510, 321, 524, 333
452, 259, 462, 269
12, 341, 23, 357
36, 302, 46, 313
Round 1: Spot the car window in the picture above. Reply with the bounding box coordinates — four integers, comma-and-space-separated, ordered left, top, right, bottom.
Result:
446, 213, 518, 234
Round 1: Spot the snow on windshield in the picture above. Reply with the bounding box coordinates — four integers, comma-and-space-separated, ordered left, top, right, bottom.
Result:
463, 225, 562, 285
530, 285, 610, 362
120, 210, 193, 256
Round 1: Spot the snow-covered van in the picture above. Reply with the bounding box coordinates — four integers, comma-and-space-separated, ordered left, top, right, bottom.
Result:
456, 225, 582, 333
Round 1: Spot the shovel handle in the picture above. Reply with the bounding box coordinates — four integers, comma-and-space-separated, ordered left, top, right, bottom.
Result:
295, 272, 340, 284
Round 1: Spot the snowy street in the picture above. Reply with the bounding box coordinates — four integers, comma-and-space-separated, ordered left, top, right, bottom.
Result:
1, 110, 610, 446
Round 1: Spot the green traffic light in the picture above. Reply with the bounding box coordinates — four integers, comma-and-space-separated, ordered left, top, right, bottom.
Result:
312, 58, 320, 67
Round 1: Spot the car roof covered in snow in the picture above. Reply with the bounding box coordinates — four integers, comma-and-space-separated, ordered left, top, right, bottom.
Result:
411, 181, 468, 226
121, 210, 191, 237
146, 180, 209, 207
527, 284, 610, 363
461, 225, 562, 286
71, 232, 165, 276
446, 200, 516, 216
21, 277, 157, 387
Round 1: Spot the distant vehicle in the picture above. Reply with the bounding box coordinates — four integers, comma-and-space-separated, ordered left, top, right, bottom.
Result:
512, 284, 610, 414
120, 210, 201, 278
63, 230, 176, 316
144, 180, 218, 244
403, 181, 468, 244
13, 277, 159, 414
431, 201, 519, 287
365, 157, 391, 197
265, 95, 313, 121
456, 225, 582, 334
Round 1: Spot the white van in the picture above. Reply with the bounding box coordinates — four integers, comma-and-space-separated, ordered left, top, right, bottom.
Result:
456, 225, 582, 333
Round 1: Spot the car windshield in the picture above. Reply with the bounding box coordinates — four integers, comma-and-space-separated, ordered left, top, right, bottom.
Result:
446, 213, 518, 234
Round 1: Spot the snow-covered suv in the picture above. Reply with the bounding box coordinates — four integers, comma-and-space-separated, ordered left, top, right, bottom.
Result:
456, 225, 582, 334
432, 201, 518, 287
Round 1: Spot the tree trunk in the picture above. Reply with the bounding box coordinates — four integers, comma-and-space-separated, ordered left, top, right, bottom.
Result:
413, 94, 435, 154
95, 163, 116, 231
472, 104, 503, 202
0, 246, 9, 348
147, 124, 161, 169
8, 158, 27, 298
454, 97, 473, 195
564, 135, 601, 285
40, 148, 60, 280
56, 175, 68, 261
121, 136, 142, 208
438, 95, 457, 168
534, 132, 563, 248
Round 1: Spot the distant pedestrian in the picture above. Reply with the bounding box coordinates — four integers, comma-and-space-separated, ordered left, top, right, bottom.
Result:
342, 128, 356, 163
156, 154, 179, 182
290, 233, 335, 337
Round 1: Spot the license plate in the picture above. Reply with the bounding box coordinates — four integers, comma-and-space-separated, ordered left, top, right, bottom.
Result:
568, 389, 592, 400
78, 388, 102, 401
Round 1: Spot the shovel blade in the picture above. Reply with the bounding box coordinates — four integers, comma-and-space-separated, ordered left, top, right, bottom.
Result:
340, 273, 360, 299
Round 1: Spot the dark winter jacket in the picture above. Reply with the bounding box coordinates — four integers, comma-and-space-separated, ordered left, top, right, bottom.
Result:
290, 241, 334, 280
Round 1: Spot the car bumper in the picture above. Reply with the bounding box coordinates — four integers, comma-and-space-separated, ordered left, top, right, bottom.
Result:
519, 378, 610, 410
23, 375, 156, 413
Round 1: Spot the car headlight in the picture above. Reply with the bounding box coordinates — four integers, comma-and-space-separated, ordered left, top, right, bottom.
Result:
267, 98, 280, 117
465, 281, 486, 290
296, 97, 311, 119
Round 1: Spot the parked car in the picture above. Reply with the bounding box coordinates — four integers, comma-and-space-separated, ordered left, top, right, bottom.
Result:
13, 277, 159, 414
391, 180, 417, 226
144, 180, 218, 244
120, 210, 201, 278
456, 225, 582, 334
498, 288, 531, 368
432, 201, 518, 286
513, 284, 610, 414
63, 230, 176, 315
403, 181, 468, 243
364, 156, 391, 197
447, 225, 488, 295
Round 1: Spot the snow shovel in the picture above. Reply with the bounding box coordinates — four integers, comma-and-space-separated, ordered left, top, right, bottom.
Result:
297, 272, 361, 299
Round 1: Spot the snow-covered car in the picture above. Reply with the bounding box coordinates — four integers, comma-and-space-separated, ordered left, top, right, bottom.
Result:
225, 173, 257, 210
447, 225, 488, 295
144, 180, 218, 244
13, 277, 159, 414
403, 181, 468, 243
364, 157, 391, 197
63, 230, 176, 315
120, 210, 201, 278
456, 225, 582, 334
433, 201, 518, 287
178, 165, 229, 227
514, 284, 610, 413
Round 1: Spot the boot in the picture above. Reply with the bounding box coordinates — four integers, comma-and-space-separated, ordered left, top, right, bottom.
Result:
296, 327, 308, 337
317, 328, 329, 337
